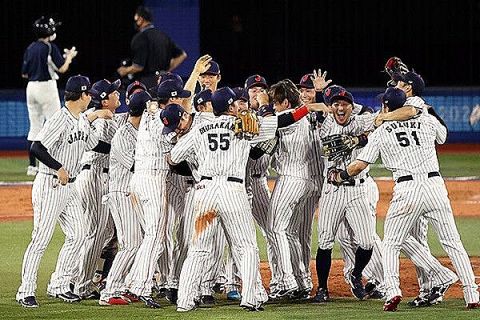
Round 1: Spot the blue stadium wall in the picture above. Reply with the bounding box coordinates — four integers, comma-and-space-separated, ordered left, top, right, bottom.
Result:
1, 87, 479, 150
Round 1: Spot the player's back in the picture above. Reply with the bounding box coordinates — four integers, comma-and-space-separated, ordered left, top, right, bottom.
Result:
109, 122, 137, 192
134, 110, 171, 172
376, 113, 446, 179
194, 115, 250, 179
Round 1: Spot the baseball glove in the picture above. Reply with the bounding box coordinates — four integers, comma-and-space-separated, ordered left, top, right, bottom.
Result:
235, 110, 260, 140
326, 167, 351, 186
322, 134, 359, 161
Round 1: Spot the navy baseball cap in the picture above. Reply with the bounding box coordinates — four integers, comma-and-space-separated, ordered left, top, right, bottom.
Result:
211, 87, 236, 115
91, 79, 121, 100
382, 87, 407, 111
258, 104, 275, 116
126, 80, 147, 99
323, 85, 349, 105
157, 72, 184, 86
232, 87, 249, 102
392, 71, 425, 96
160, 104, 185, 134
245, 74, 268, 90
65, 75, 93, 93
297, 73, 314, 89
329, 87, 354, 105
128, 91, 151, 115
156, 79, 191, 99
200, 60, 220, 76
193, 89, 212, 110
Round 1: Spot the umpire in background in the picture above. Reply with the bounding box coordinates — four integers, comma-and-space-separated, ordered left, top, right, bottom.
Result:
117, 6, 187, 89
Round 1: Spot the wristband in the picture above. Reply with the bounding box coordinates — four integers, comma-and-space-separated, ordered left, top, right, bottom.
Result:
292, 105, 308, 121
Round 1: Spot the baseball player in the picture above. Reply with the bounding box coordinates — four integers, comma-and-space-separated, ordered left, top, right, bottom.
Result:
170, 87, 327, 312
22, 16, 77, 176
331, 88, 480, 311
376, 69, 460, 306
74, 79, 123, 299
16, 75, 112, 308
164, 90, 216, 305
124, 78, 191, 309
99, 90, 150, 306
245, 74, 268, 111
197, 60, 221, 91
314, 87, 377, 302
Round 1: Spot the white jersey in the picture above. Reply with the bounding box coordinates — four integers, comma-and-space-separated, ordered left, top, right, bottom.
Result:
307, 113, 324, 177
274, 115, 312, 179
357, 113, 446, 180
170, 114, 277, 179
109, 122, 137, 192
35, 107, 99, 177
79, 110, 126, 169
406, 96, 428, 114
319, 113, 375, 179
134, 110, 173, 172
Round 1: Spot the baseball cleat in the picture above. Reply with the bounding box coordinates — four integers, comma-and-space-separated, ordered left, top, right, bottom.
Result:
383, 295, 402, 311
99, 297, 129, 306
227, 290, 242, 301
407, 295, 431, 307
166, 288, 178, 304
289, 289, 311, 300
139, 295, 161, 308
349, 275, 368, 300
242, 305, 265, 312
198, 295, 215, 307
467, 302, 479, 309
56, 291, 81, 303
122, 291, 139, 303
269, 287, 297, 300
311, 287, 330, 303
17, 296, 39, 308
427, 282, 454, 305
212, 282, 225, 294
365, 282, 385, 300
82, 290, 100, 300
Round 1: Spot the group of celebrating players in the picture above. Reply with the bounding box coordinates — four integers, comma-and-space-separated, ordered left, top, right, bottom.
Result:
16, 54, 479, 312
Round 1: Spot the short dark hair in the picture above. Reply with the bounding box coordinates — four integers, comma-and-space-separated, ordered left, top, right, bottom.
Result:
268, 79, 301, 109
64, 91, 82, 102
136, 6, 153, 22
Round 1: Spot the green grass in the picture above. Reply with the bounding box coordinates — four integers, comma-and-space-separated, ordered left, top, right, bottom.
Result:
369, 153, 480, 177
2, 153, 480, 182
1, 218, 479, 319
0, 158, 35, 182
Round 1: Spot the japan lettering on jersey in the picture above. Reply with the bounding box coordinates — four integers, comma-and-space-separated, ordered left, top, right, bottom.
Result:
109, 122, 138, 192
357, 113, 446, 180
35, 108, 99, 176
319, 113, 376, 178
170, 115, 277, 179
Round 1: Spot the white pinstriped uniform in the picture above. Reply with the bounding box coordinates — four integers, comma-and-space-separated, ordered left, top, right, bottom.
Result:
357, 113, 479, 304
172, 115, 278, 311
74, 111, 127, 296
269, 114, 322, 292
164, 112, 216, 291
124, 110, 172, 297
100, 121, 144, 300
338, 102, 457, 293
17, 108, 100, 300
317, 113, 376, 253
246, 155, 276, 290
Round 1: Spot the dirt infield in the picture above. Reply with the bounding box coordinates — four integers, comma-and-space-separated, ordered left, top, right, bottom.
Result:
260, 257, 480, 298
1, 180, 479, 299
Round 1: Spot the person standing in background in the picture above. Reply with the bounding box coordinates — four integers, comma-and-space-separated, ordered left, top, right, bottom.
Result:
117, 6, 187, 89
22, 16, 77, 176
